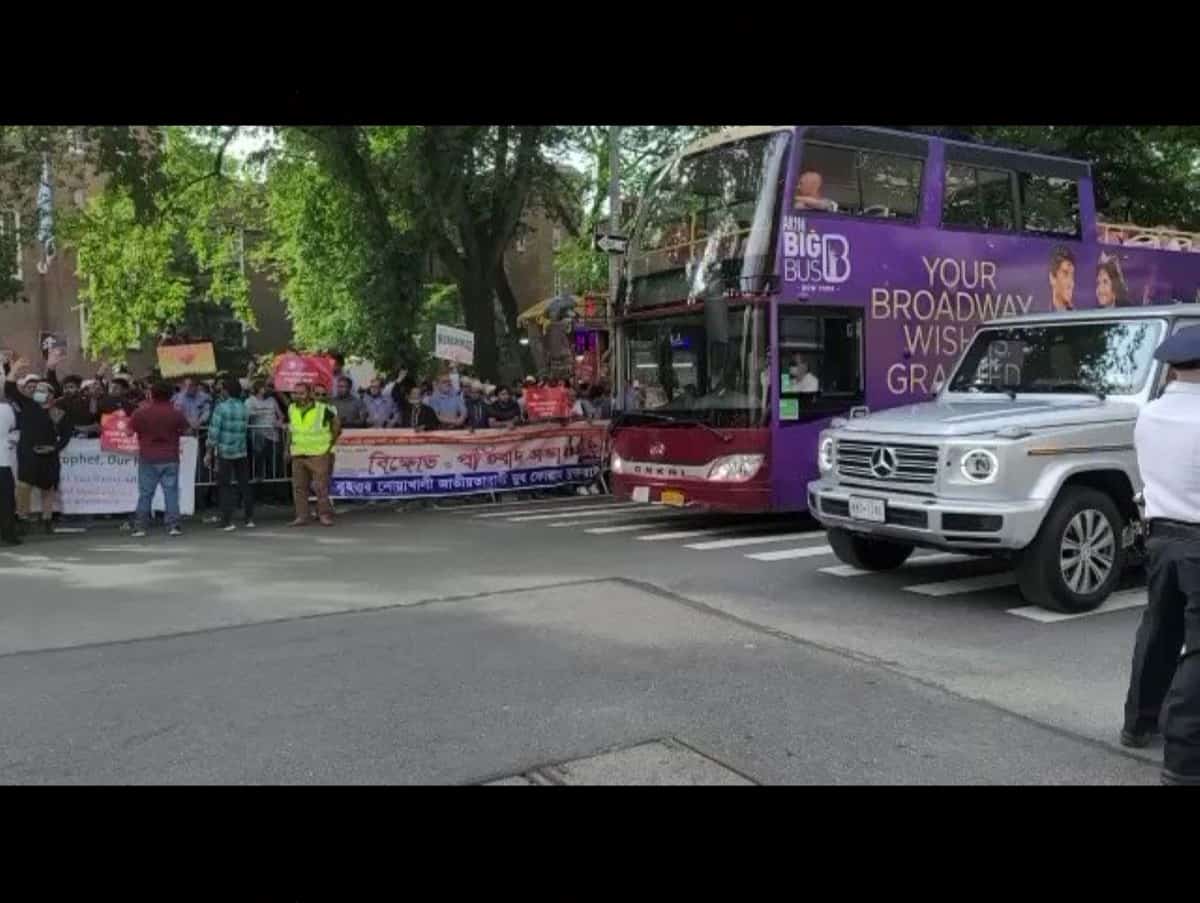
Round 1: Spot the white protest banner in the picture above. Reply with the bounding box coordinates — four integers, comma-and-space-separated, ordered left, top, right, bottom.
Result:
330, 422, 608, 499
434, 324, 475, 366
26, 438, 199, 515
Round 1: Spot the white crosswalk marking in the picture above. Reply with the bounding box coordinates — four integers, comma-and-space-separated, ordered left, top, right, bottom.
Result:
1006, 589, 1147, 623
819, 553, 975, 578
904, 573, 1017, 597
746, 544, 834, 562
441, 497, 596, 513
684, 531, 822, 551
507, 506, 649, 523
476, 502, 640, 519
583, 522, 665, 535
638, 528, 731, 542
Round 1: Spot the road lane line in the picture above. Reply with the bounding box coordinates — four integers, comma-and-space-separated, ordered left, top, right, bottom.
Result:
441, 497, 612, 512
477, 502, 642, 519
746, 544, 834, 562
583, 522, 669, 534
508, 506, 653, 523
903, 573, 1017, 597
1006, 588, 1147, 623
638, 528, 734, 542
819, 553, 976, 577
684, 531, 823, 551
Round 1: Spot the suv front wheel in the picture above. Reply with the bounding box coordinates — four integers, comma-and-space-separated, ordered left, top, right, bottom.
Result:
827, 528, 915, 571
1015, 486, 1125, 613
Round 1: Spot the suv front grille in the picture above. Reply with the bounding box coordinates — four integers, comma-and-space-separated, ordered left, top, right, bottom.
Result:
836, 441, 939, 485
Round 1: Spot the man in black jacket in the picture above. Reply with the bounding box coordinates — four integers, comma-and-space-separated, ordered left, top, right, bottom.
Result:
397, 384, 440, 431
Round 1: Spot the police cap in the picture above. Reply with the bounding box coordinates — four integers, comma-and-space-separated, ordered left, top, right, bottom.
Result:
1153, 325, 1200, 368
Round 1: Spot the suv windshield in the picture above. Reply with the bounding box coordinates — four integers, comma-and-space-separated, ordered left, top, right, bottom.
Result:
626, 132, 791, 308
623, 301, 768, 427
949, 319, 1165, 397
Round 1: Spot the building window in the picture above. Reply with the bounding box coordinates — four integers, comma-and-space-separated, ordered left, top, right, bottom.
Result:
1, 209, 20, 281
796, 143, 923, 221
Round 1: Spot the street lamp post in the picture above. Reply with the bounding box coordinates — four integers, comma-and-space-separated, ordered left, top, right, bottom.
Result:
608, 125, 621, 405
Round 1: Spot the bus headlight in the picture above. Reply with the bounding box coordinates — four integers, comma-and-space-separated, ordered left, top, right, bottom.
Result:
960, 448, 999, 483
707, 454, 764, 482
819, 436, 836, 473
611, 451, 625, 474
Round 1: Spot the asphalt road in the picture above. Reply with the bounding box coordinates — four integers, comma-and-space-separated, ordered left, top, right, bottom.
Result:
0, 494, 1164, 784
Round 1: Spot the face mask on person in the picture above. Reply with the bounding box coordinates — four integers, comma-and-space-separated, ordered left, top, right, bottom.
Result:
33, 390, 50, 404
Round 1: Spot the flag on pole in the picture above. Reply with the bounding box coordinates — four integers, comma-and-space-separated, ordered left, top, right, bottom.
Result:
36, 153, 55, 275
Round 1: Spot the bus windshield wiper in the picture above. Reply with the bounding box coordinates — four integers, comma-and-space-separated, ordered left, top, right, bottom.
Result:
615, 410, 733, 442
962, 381, 1017, 400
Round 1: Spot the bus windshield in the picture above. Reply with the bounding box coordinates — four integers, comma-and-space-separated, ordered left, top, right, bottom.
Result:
624, 302, 768, 427
626, 131, 791, 308
948, 319, 1165, 397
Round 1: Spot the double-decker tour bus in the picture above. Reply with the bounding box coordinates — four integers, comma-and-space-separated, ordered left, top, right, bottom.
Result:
609, 125, 1200, 513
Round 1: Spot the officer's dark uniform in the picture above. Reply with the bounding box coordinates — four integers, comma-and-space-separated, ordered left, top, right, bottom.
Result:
1124, 326, 1200, 785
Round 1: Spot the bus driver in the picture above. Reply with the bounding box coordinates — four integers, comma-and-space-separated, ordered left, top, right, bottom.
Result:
789, 354, 820, 393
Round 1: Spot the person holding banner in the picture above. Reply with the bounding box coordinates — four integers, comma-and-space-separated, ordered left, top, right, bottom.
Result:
0, 397, 19, 545
398, 384, 441, 432
4, 360, 72, 535
286, 382, 341, 527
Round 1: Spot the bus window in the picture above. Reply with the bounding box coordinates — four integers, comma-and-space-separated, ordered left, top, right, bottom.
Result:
795, 143, 922, 221
943, 163, 1016, 231
777, 307, 864, 422
1019, 172, 1080, 238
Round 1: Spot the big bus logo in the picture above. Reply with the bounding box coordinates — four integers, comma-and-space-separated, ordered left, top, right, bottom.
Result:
781, 216, 851, 287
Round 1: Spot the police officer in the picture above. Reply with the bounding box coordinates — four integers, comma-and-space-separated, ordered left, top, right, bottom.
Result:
1123, 325, 1200, 785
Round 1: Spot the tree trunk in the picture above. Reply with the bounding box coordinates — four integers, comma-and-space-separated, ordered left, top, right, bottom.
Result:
457, 266, 499, 381
494, 259, 536, 375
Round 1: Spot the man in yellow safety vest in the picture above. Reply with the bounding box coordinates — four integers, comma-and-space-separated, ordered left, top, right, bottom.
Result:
285, 381, 341, 527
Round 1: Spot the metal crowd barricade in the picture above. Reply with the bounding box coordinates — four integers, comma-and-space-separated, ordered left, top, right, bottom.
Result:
194, 425, 293, 487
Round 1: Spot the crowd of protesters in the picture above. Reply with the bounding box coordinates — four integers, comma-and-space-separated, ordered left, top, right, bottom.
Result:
0, 348, 611, 546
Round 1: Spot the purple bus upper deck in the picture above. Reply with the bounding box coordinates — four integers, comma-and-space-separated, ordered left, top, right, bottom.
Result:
610, 125, 1200, 513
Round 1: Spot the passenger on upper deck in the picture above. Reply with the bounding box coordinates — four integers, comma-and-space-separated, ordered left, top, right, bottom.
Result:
793, 171, 839, 213
1049, 246, 1076, 311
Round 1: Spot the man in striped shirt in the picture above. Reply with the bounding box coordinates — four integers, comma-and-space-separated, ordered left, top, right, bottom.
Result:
206, 377, 255, 531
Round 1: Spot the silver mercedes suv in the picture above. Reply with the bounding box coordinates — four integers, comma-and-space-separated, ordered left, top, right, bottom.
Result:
808, 305, 1200, 613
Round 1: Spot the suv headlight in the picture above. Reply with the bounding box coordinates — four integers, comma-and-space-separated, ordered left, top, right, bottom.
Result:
819, 436, 836, 472
611, 451, 625, 474
707, 453, 764, 482
960, 448, 999, 483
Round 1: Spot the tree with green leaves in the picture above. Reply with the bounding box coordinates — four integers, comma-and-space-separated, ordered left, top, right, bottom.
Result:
58, 127, 258, 363
549, 126, 716, 296
911, 126, 1200, 229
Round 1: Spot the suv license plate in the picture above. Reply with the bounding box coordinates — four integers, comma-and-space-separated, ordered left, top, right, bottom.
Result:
849, 496, 886, 523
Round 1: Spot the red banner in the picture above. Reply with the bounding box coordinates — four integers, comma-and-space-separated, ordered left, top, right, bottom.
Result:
522, 386, 570, 420
99, 411, 139, 454
273, 353, 335, 392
